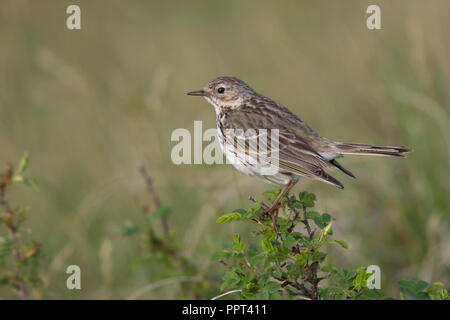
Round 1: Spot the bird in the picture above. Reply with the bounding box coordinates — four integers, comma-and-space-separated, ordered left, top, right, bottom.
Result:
187, 76, 410, 212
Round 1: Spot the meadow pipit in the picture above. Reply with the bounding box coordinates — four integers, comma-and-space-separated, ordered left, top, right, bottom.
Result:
187, 76, 410, 212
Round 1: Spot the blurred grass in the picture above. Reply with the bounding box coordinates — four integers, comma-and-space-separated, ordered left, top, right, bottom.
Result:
0, 0, 449, 299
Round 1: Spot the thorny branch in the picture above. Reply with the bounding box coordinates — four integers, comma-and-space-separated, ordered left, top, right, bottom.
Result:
137, 165, 169, 238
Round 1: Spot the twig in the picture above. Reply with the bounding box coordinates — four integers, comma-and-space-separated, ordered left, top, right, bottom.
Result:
249, 196, 280, 237
137, 165, 169, 238
275, 275, 314, 299
300, 203, 314, 240
248, 196, 268, 211
219, 259, 233, 270
287, 207, 301, 233
211, 289, 243, 300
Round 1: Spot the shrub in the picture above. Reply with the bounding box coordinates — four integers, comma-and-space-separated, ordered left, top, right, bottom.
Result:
214, 188, 449, 300
0, 153, 41, 299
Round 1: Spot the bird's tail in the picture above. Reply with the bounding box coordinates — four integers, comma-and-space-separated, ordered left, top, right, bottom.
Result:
335, 142, 411, 157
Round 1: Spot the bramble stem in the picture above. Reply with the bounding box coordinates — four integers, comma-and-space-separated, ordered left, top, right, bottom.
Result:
137, 165, 169, 238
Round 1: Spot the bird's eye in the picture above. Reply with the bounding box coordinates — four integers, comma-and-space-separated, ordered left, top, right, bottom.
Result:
217, 87, 225, 94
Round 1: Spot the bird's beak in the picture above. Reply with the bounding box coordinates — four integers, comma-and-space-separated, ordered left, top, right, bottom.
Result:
187, 90, 206, 96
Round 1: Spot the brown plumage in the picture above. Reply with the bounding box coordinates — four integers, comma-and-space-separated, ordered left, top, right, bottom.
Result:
187, 76, 411, 201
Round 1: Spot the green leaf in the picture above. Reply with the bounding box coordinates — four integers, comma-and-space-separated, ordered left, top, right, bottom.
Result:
269, 292, 282, 300
305, 211, 321, 220
305, 211, 333, 235
295, 252, 308, 264
249, 202, 262, 214
121, 221, 140, 236
212, 250, 232, 260
221, 271, 241, 291
403, 289, 430, 300
398, 279, 428, 292
299, 192, 316, 207
291, 232, 306, 240
12, 153, 39, 189
23, 177, 39, 189
255, 291, 270, 300
284, 235, 296, 248
216, 212, 243, 223
233, 234, 246, 251
0, 236, 14, 260
353, 267, 371, 290
321, 265, 338, 273
360, 288, 382, 299
319, 220, 333, 242
261, 239, 275, 253
265, 281, 281, 293
17, 152, 29, 175
249, 253, 265, 266
328, 239, 348, 249
0, 277, 10, 287
263, 188, 281, 201
397, 280, 431, 300
233, 208, 247, 215
426, 282, 444, 295
335, 269, 357, 287
153, 207, 172, 218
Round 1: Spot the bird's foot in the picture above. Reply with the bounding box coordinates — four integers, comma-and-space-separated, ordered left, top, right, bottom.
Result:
261, 202, 281, 215
260, 200, 283, 238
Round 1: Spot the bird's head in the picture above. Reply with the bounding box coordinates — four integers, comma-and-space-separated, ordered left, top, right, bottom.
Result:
187, 76, 254, 112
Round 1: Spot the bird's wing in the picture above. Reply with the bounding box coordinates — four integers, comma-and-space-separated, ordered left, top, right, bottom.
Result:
276, 130, 344, 188
219, 109, 344, 189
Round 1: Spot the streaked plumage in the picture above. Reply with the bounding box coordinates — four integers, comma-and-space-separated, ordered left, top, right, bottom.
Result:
187, 76, 410, 192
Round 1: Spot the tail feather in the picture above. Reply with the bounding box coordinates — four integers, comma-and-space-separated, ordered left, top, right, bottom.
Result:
314, 169, 344, 189
335, 143, 411, 157
330, 159, 356, 178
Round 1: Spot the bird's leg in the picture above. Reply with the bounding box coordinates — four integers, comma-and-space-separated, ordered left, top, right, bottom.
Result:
262, 182, 294, 215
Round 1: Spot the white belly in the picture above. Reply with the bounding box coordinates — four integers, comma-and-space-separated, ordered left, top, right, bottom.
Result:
217, 129, 294, 185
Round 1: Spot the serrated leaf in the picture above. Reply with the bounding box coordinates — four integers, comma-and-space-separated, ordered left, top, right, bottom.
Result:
261, 239, 275, 253
426, 282, 444, 295
255, 291, 270, 300
328, 239, 348, 248
265, 281, 281, 293
17, 152, 29, 175
398, 279, 429, 292
397, 279, 431, 300
221, 271, 241, 291
299, 192, 316, 207
233, 234, 245, 251
295, 252, 308, 264
216, 212, 243, 223
249, 202, 262, 213
263, 188, 281, 201
249, 253, 265, 266
284, 235, 296, 248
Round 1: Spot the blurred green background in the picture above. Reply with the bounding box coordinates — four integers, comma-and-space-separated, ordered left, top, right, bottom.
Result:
0, 0, 449, 299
